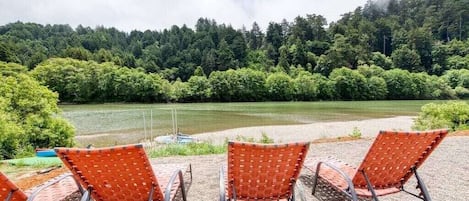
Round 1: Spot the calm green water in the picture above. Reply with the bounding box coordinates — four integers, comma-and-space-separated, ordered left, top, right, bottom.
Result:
61, 100, 444, 138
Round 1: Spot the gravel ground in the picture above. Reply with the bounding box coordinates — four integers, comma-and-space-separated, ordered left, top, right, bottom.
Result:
17, 116, 467, 201
153, 136, 469, 201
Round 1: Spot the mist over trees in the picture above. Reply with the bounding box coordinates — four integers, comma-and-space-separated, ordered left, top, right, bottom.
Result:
0, 0, 468, 103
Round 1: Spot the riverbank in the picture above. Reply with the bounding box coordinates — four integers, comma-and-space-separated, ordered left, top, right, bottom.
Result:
192, 116, 415, 144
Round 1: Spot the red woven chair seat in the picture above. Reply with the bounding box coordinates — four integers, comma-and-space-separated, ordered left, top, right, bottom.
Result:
1, 172, 79, 201
304, 157, 400, 197
220, 141, 310, 201
305, 129, 448, 200
56, 144, 190, 201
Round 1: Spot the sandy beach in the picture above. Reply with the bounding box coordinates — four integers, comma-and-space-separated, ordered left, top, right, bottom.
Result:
192, 116, 415, 144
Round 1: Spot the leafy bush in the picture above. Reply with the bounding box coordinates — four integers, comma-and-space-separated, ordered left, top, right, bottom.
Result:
259, 133, 275, 144
455, 86, 469, 98
330, 67, 368, 100
265, 72, 294, 101
413, 101, 469, 131
0, 68, 75, 159
235, 133, 274, 144
348, 127, 362, 139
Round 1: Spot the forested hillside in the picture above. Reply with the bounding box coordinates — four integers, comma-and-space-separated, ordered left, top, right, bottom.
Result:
0, 0, 468, 102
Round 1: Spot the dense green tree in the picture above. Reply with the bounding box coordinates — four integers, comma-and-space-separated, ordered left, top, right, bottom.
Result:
246, 50, 274, 71
265, 72, 293, 101
329, 67, 368, 100
62, 47, 92, 61
357, 64, 386, 78
247, 22, 264, 50
0, 41, 20, 63
370, 52, 393, 69
187, 75, 211, 102
312, 73, 337, 100
446, 55, 469, 69
365, 76, 388, 100
234, 68, 267, 101
391, 45, 423, 72
209, 70, 236, 101
293, 71, 319, 100
408, 28, 433, 71
381, 68, 417, 99
216, 39, 235, 70
0, 0, 468, 103
0, 61, 28, 76
441, 69, 469, 88
170, 79, 190, 102
0, 72, 74, 159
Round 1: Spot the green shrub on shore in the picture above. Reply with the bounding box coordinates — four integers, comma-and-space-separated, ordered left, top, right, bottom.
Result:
0, 62, 75, 159
413, 101, 469, 131
349, 127, 362, 139
148, 134, 275, 157
148, 142, 226, 157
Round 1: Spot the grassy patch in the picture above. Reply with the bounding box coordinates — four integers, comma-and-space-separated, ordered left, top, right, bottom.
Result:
148, 133, 276, 157
3, 157, 63, 168
148, 142, 226, 157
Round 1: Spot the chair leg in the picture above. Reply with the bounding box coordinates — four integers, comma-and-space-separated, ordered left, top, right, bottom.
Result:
80, 187, 92, 201
178, 170, 188, 201
360, 170, 379, 201
413, 167, 431, 201
231, 181, 237, 201
312, 161, 358, 201
165, 169, 187, 201
311, 163, 320, 196
290, 180, 296, 201
6, 190, 14, 201
148, 185, 155, 201
219, 166, 226, 201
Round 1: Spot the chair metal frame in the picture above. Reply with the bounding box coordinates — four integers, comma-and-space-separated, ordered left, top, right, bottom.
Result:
308, 129, 448, 201
1, 172, 81, 201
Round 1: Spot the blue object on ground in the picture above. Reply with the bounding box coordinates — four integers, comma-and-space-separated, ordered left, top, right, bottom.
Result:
36, 149, 57, 157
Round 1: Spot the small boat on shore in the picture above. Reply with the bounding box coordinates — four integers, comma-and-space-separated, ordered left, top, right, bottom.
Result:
154, 132, 198, 144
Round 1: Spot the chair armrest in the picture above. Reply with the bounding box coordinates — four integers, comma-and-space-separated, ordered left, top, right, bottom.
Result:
27, 173, 81, 201
219, 165, 226, 201
312, 161, 358, 201
164, 168, 187, 201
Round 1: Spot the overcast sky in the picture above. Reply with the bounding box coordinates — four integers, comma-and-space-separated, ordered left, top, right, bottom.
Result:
0, 0, 368, 32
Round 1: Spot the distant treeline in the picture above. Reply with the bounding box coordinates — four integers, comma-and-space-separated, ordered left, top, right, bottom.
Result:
2, 58, 466, 103
0, 0, 468, 103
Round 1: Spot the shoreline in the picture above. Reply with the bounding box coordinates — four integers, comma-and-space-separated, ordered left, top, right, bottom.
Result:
192, 116, 415, 144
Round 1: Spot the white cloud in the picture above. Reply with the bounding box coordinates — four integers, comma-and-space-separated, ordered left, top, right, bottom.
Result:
0, 0, 367, 32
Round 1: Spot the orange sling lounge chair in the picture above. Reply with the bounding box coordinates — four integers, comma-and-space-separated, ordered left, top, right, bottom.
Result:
305, 129, 448, 201
219, 141, 310, 201
0, 171, 80, 201
55, 144, 192, 201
